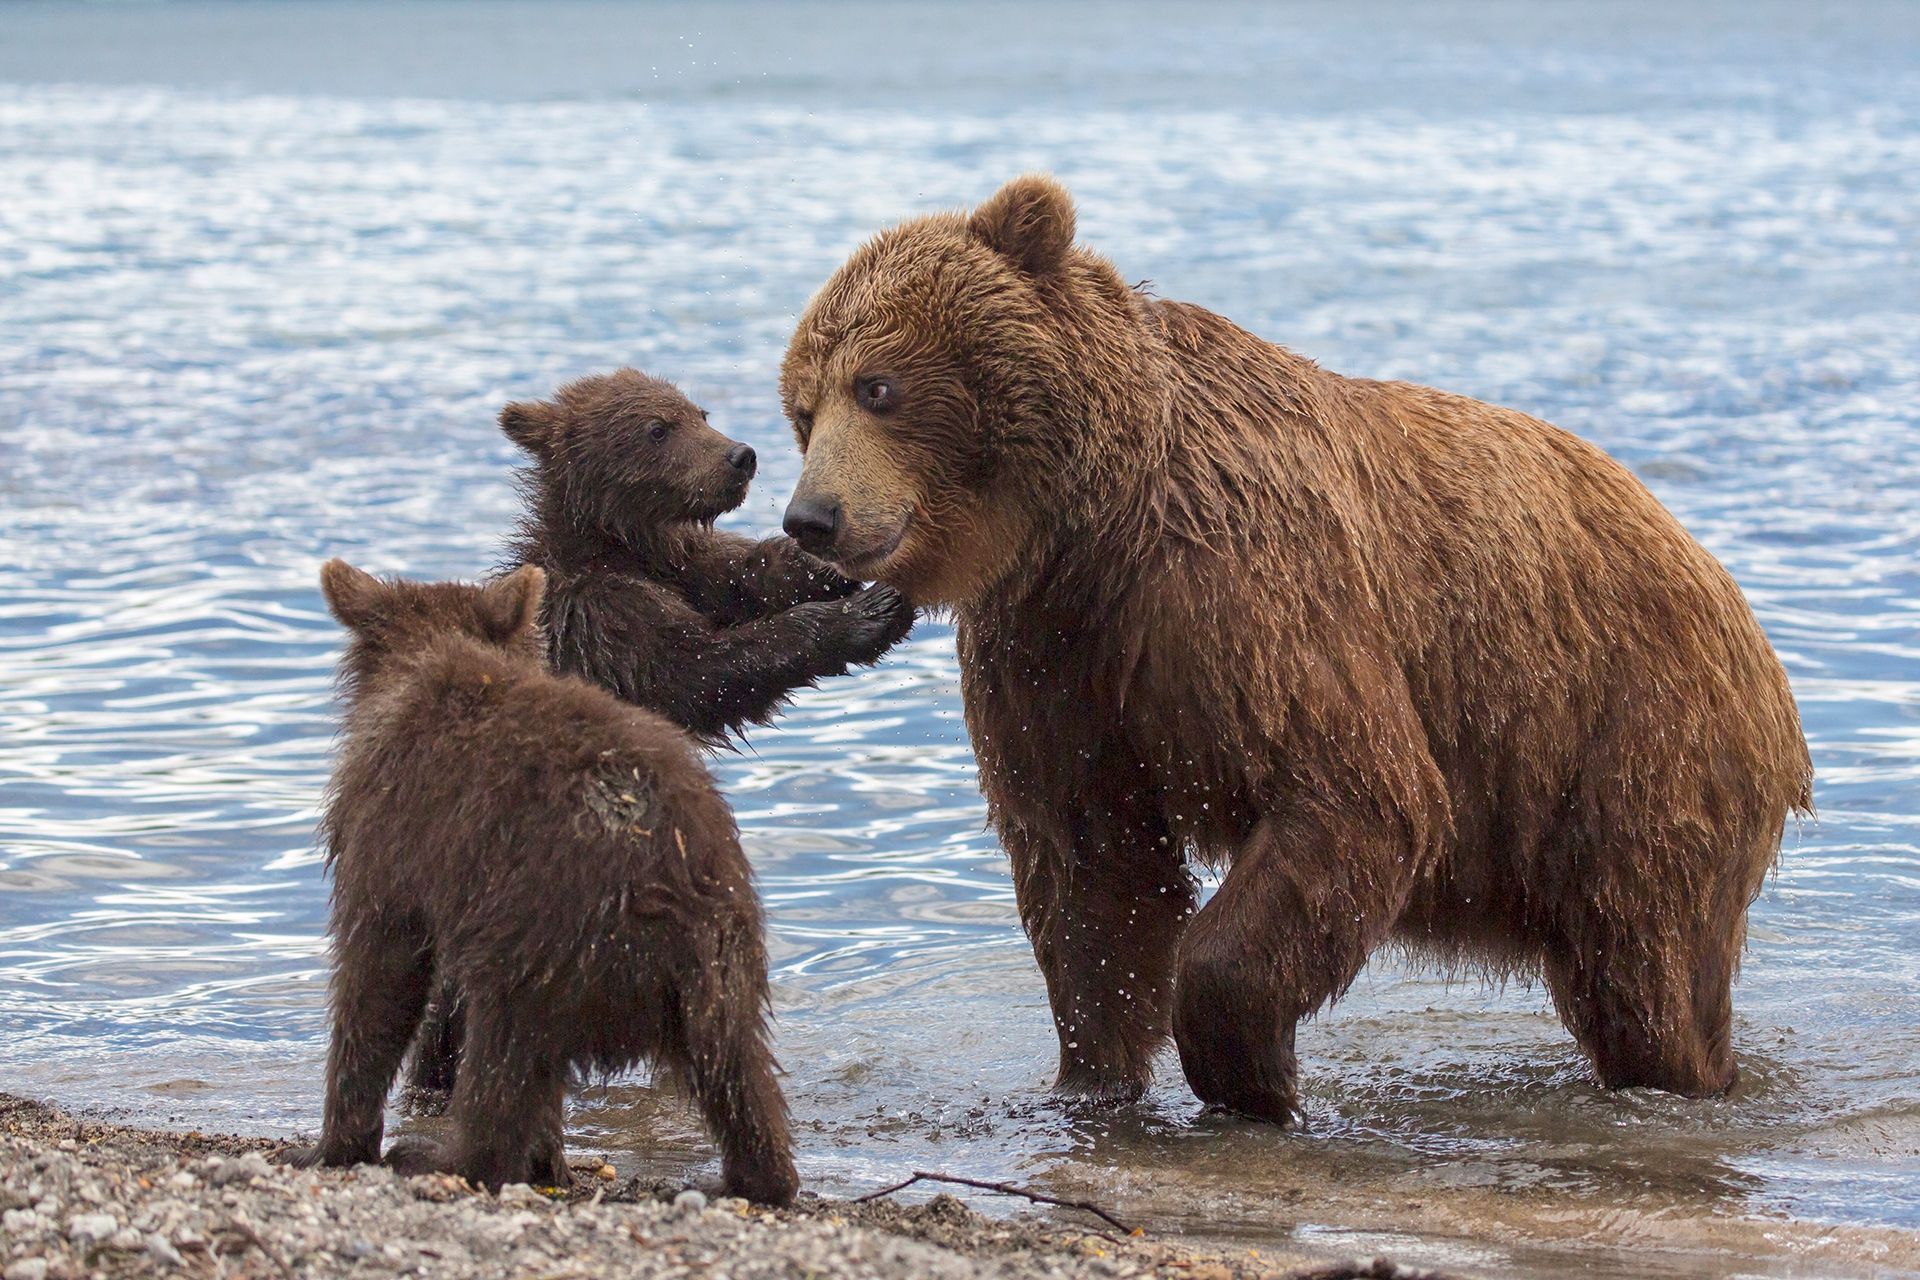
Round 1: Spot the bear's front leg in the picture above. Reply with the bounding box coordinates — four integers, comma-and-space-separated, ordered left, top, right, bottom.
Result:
1172, 806, 1419, 1123
1003, 812, 1195, 1104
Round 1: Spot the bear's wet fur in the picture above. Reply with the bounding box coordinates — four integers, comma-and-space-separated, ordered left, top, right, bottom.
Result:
779, 175, 1814, 1120
402, 369, 915, 1104
501, 368, 913, 743
281, 560, 798, 1205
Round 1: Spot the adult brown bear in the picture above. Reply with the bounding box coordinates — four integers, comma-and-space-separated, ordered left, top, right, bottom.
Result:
779, 175, 1812, 1122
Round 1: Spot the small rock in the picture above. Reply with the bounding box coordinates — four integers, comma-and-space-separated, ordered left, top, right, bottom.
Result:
204, 1153, 272, 1187
164, 1171, 196, 1192
233, 1152, 273, 1183
67, 1211, 117, 1242
106, 1227, 145, 1252
146, 1234, 185, 1268
672, 1188, 708, 1215
2, 1208, 42, 1235
497, 1183, 542, 1206
4, 1260, 50, 1280
337, 1239, 376, 1260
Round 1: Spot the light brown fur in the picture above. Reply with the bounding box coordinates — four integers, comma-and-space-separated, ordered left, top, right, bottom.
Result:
779, 175, 1813, 1119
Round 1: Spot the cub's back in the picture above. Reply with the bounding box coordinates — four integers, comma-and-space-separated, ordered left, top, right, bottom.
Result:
323, 638, 736, 922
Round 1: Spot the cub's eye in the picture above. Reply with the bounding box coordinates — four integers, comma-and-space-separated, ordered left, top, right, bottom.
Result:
646, 420, 669, 443
855, 376, 899, 415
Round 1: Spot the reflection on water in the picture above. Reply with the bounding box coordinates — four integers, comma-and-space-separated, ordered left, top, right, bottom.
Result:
1, 3, 1917, 1276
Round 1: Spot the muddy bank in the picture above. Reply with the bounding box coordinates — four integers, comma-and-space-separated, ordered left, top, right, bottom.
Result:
0, 1095, 1462, 1280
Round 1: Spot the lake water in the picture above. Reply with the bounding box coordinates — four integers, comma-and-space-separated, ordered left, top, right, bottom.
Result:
2, 3, 1917, 1276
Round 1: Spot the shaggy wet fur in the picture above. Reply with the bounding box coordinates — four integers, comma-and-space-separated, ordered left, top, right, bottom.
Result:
281, 561, 797, 1204
778, 175, 1814, 1120
402, 370, 916, 1104
503, 369, 913, 743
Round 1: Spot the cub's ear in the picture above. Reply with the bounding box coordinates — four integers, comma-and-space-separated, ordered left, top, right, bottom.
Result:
499, 399, 561, 457
319, 558, 385, 631
479, 564, 546, 642
969, 174, 1076, 276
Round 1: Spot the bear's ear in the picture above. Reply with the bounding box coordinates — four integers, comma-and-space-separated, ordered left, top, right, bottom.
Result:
499, 399, 561, 457
478, 564, 545, 643
968, 174, 1076, 276
320, 558, 385, 632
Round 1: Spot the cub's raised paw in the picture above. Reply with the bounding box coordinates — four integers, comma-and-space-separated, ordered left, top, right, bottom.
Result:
842, 584, 915, 661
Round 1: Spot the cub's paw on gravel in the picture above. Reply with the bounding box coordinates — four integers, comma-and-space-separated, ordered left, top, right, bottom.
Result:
381, 1134, 450, 1177
273, 1144, 327, 1169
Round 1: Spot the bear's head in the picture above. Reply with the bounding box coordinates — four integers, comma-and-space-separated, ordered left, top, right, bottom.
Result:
780, 175, 1169, 608
502, 368, 759, 540
319, 559, 546, 697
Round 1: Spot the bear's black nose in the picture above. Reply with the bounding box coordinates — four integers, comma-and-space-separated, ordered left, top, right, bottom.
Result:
782, 494, 841, 554
726, 444, 757, 476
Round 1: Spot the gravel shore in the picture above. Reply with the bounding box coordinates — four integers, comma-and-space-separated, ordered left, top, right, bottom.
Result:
0, 1095, 1462, 1280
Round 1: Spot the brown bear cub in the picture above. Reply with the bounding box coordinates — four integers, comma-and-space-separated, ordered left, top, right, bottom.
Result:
500, 367, 914, 743
403, 367, 915, 1103
281, 560, 797, 1205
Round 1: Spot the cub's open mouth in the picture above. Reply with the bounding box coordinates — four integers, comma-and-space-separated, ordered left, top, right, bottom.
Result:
835, 512, 912, 577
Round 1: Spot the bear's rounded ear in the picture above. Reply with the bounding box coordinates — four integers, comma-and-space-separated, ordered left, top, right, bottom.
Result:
968, 174, 1076, 276
320, 558, 384, 631
479, 564, 546, 643
499, 400, 560, 457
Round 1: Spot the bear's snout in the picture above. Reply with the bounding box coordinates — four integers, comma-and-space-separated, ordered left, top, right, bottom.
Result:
782, 493, 841, 555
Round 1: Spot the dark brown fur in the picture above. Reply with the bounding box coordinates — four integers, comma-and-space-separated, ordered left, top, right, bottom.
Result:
778, 175, 1814, 1120
281, 560, 798, 1204
404, 370, 913, 1105
502, 368, 914, 743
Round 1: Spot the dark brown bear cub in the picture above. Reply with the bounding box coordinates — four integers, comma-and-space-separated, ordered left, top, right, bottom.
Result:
502, 367, 914, 743
281, 560, 797, 1205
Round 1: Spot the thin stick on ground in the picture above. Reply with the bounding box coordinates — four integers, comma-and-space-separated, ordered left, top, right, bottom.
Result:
853, 1170, 1138, 1236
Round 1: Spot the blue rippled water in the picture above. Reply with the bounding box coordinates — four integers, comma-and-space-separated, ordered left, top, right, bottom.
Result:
1, 3, 1916, 1275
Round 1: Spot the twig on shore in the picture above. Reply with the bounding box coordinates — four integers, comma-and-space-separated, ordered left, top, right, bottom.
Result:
853, 1170, 1138, 1236
222, 1216, 295, 1279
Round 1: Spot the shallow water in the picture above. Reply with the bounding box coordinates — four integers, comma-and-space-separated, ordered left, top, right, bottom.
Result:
2, 3, 1918, 1276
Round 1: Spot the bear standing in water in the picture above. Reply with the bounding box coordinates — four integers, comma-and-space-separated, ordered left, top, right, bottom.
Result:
501, 368, 914, 744
284, 560, 797, 1205
780, 175, 1812, 1120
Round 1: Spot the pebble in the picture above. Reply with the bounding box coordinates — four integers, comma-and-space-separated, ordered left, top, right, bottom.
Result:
66, 1211, 117, 1241
3, 1260, 50, 1280
106, 1226, 145, 1251
146, 1233, 185, 1268
672, 1189, 709, 1215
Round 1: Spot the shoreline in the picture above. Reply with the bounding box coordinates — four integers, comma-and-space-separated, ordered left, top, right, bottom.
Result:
0, 1094, 1461, 1280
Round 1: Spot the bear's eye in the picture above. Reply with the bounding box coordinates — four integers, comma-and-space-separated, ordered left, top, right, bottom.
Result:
646, 420, 669, 443
855, 376, 899, 415
793, 409, 814, 444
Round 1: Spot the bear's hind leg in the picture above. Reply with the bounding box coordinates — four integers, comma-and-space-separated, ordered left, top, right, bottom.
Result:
1173, 808, 1417, 1123
1543, 890, 1741, 1097
442, 999, 572, 1190
665, 920, 798, 1207
284, 916, 433, 1168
